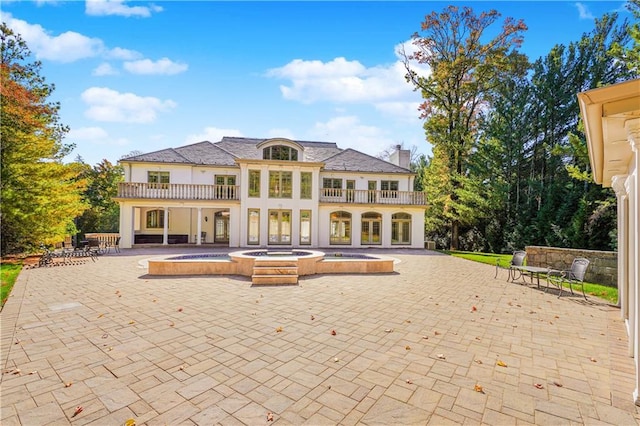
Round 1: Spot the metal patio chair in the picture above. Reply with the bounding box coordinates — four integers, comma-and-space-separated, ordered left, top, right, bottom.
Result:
547, 257, 590, 299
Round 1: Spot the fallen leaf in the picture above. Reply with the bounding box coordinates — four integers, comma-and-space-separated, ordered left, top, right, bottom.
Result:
534, 383, 544, 389
405, 320, 411, 323
97, 313, 104, 318
169, 321, 175, 327
177, 307, 183, 312
12, 369, 21, 375
474, 384, 484, 393
590, 357, 597, 362
267, 412, 274, 421
471, 306, 477, 312
124, 419, 136, 426
72, 406, 83, 417
496, 360, 507, 367
405, 345, 411, 350
129, 320, 135, 325
153, 299, 157, 302
553, 381, 563, 387
434, 331, 440, 335
331, 329, 337, 336
311, 315, 315, 320
275, 326, 283, 333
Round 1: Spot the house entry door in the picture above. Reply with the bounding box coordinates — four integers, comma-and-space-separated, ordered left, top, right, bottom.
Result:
214, 211, 229, 243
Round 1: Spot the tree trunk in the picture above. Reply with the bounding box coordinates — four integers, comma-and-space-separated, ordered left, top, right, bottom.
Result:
450, 220, 459, 250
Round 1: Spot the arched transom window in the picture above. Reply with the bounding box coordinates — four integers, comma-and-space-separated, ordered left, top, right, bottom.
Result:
263, 145, 298, 161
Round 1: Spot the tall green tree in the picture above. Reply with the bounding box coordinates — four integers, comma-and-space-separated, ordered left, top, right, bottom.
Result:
1, 23, 86, 254
403, 5, 528, 249
75, 159, 123, 237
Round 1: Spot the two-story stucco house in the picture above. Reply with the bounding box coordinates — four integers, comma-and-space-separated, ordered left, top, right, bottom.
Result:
115, 137, 427, 249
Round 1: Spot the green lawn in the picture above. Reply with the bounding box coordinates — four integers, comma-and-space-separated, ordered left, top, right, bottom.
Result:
445, 250, 618, 304
1, 262, 22, 308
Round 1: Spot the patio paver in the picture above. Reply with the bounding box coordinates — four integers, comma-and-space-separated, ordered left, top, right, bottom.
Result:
1, 248, 639, 425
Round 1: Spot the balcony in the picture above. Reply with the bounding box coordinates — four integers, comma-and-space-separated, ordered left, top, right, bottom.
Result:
320, 189, 426, 206
117, 183, 239, 200
116, 183, 426, 206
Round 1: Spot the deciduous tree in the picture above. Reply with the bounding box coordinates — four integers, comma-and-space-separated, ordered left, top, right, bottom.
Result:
1, 23, 86, 255
403, 6, 528, 249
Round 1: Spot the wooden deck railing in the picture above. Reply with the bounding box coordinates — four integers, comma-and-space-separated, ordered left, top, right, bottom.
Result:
118, 183, 239, 200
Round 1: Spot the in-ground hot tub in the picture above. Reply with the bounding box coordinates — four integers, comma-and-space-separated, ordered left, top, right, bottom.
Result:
146, 249, 396, 281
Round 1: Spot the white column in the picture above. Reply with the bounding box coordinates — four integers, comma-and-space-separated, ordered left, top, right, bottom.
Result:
612, 175, 628, 316
625, 119, 640, 405
197, 208, 202, 245
163, 207, 169, 245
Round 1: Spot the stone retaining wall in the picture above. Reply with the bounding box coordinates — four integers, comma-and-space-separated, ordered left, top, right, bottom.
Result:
525, 246, 617, 287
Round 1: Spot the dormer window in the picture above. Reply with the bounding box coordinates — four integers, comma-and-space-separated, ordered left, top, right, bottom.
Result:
263, 145, 298, 161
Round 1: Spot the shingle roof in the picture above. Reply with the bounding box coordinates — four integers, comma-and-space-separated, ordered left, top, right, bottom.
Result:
120, 141, 237, 166
323, 149, 412, 173
120, 137, 411, 173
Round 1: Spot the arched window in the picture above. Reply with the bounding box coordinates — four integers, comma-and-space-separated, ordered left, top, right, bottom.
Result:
263, 145, 298, 161
391, 213, 411, 244
330, 211, 351, 245
361, 212, 382, 245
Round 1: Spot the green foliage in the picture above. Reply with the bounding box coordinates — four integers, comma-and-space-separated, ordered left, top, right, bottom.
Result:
1, 24, 87, 255
409, 9, 633, 253
404, 5, 528, 250
75, 159, 123, 235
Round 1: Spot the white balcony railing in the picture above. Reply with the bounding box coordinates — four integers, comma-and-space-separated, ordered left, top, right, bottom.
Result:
118, 183, 239, 200
320, 189, 426, 205
117, 183, 426, 205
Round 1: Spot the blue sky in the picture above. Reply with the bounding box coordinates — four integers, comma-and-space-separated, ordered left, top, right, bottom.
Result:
1, 1, 631, 166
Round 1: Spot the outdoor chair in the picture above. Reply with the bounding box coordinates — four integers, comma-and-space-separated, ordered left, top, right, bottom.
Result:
546, 257, 590, 299
495, 250, 527, 280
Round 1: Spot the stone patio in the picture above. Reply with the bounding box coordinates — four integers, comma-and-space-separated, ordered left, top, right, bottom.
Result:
1, 248, 639, 425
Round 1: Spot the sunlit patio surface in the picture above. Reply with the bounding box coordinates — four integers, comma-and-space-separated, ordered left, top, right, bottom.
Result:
1, 248, 639, 425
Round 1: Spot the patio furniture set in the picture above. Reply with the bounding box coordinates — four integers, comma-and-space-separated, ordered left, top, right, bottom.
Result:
37, 238, 120, 267
496, 250, 591, 299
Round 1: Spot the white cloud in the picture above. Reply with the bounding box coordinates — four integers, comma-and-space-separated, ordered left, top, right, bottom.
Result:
107, 47, 142, 60
92, 62, 119, 76
307, 116, 393, 156
85, 0, 162, 18
575, 2, 595, 19
267, 42, 429, 108
123, 58, 188, 75
67, 126, 128, 148
185, 127, 244, 144
81, 87, 177, 123
2, 13, 104, 62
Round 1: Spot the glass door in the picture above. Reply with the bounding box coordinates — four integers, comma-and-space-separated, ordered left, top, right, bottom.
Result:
214, 211, 229, 243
